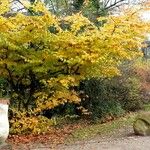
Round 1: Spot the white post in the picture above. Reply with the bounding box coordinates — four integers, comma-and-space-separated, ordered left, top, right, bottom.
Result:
0, 99, 9, 145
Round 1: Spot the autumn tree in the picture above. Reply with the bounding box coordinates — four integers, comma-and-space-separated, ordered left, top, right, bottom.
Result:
0, 0, 149, 112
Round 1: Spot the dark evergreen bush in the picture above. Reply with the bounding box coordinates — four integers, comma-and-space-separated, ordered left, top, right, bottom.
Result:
78, 70, 143, 120
79, 78, 125, 120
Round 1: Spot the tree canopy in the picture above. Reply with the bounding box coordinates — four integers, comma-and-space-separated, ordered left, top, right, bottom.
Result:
0, 0, 150, 112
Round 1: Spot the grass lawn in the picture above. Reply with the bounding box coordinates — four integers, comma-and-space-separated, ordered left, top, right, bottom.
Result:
66, 113, 137, 143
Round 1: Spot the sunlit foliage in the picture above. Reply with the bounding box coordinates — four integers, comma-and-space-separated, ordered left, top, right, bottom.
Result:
0, 0, 150, 112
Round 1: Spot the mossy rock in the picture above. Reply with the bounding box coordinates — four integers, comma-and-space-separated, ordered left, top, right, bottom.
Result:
133, 112, 150, 136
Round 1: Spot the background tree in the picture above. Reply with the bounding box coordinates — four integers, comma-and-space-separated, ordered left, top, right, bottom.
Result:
12, 0, 132, 17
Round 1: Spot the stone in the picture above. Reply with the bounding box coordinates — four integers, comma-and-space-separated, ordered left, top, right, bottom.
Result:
133, 112, 150, 136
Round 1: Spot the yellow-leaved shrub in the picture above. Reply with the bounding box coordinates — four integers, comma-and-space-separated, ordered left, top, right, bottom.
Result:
9, 109, 53, 135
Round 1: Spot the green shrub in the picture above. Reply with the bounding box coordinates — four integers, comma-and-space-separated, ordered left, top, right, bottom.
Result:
119, 77, 142, 111
79, 78, 125, 120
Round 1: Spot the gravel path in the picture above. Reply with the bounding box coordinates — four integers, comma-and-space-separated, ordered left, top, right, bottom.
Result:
28, 127, 150, 150
56, 136, 150, 150
55, 126, 150, 150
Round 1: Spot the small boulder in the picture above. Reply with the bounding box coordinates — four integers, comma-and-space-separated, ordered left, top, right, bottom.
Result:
133, 112, 150, 136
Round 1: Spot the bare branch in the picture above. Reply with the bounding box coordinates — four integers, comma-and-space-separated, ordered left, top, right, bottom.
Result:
104, 0, 127, 10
